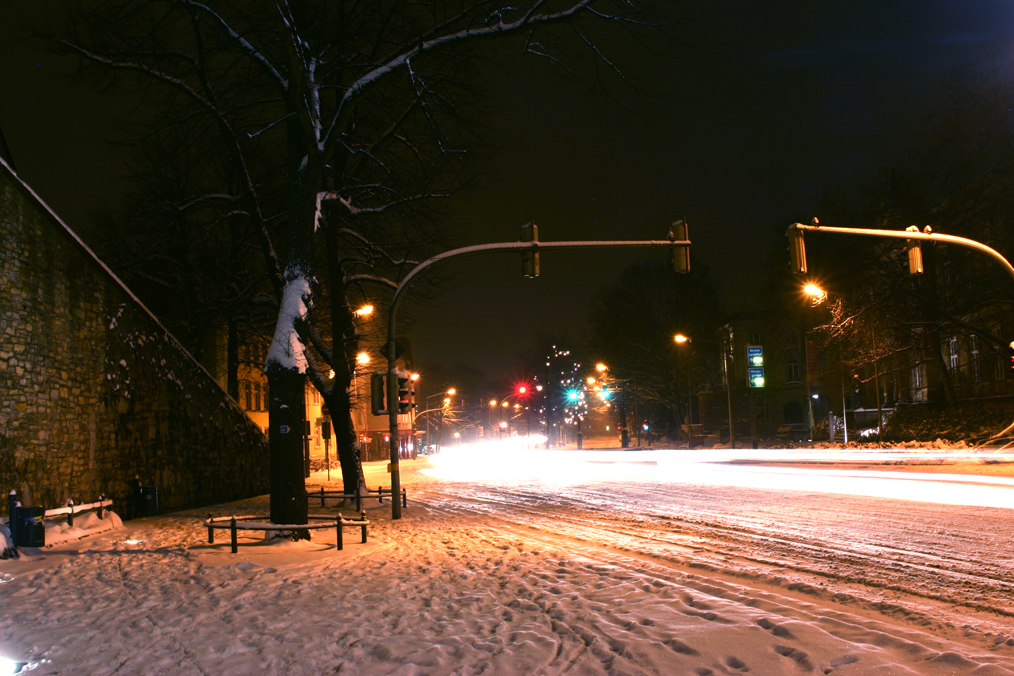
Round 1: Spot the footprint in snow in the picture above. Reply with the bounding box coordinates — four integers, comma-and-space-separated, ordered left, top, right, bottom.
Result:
829, 654, 859, 668
726, 656, 749, 671
756, 617, 795, 638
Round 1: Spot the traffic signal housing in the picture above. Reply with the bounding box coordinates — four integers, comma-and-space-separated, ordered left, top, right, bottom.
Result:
787, 223, 807, 274
396, 370, 414, 414
521, 222, 539, 278
371, 372, 387, 415
671, 220, 690, 274
905, 225, 924, 275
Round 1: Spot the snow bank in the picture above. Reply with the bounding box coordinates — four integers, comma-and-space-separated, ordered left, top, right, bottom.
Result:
0, 461, 1011, 675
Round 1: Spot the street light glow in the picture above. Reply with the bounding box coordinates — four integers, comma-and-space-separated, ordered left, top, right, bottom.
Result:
804, 284, 827, 305
447, 388, 456, 395
674, 334, 689, 343
596, 363, 607, 372
490, 399, 498, 407
410, 373, 419, 381
354, 304, 374, 316
356, 352, 370, 364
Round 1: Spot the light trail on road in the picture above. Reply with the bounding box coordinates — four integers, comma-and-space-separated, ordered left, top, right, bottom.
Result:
425, 445, 1014, 510
409, 446, 1014, 621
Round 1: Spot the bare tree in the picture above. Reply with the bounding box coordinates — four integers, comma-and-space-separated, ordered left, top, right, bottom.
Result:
587, 258, 724, 432
49, 0, 676, 524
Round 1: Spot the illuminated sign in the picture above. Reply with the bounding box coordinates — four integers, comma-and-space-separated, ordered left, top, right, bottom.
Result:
747, 345, 764, 367
748, 367, 765, 388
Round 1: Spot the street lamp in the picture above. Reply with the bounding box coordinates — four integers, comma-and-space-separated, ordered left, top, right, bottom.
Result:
674, 334, 694, 450
803, 283, 859, 445
420, 388, 457, 451
355, 304, 375, 316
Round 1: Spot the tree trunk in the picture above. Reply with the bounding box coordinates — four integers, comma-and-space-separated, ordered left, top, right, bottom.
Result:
227, 317, 239, 401
267, 362, 309, 529
324, 389, 364, 496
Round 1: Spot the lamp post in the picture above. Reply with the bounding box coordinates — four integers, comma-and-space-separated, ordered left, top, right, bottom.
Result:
674, 334, 693, 450
423, 388, 455, 451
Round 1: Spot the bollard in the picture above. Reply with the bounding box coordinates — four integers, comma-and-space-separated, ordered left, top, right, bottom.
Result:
361, 511, 368, 544
230, 517, 238, 554
67, 499, 74, 527
320, 487, 326, 507
8, 491, 18, 549
98, 495, 106, 521
208, 514, 215, 543
336, 517, 344, 551
402, 489, 407, 508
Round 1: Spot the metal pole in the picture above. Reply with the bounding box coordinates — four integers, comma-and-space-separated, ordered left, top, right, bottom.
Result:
686, 347, 693, 451
792, 222, 1014, 283
749, 388, 758, 449
873, 325, 883, 438
725, 333, 735, 449
804, 332, 814, 441
687, 369, 693, 450
840, 358, 849, 444
385, 237, 688, 519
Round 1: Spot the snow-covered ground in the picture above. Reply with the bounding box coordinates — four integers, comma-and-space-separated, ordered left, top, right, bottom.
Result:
2, 448, 1014, 675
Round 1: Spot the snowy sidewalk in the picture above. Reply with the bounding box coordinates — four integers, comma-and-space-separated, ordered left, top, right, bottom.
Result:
0, 459, 1012, 675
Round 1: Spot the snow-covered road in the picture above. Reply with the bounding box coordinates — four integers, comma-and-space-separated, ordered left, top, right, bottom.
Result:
1, 449, 1013, 675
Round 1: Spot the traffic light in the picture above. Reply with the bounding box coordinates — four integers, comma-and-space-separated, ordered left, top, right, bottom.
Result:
670, 220, 690, 274
567, 390, 579, 401
521, 222, 539, 278
397, 371, 413, 414
371, 372, 387, 415
905, 225, 924, 275
787, 223, 807, 274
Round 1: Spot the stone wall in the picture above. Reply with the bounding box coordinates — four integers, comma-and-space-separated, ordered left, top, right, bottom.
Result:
0, 158, 269, 513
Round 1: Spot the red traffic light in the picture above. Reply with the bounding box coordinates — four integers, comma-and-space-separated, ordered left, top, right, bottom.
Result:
518, 386, 527, 394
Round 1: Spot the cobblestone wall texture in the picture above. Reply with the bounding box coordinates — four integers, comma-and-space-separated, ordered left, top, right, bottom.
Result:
0, 161, 269, 513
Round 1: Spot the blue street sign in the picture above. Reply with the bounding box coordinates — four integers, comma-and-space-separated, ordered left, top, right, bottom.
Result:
279, 425, 290, 434
747, 345, 764, 367
748, 367, 765, 388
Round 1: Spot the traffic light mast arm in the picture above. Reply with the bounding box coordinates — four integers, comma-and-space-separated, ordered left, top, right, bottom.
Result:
788, 222, 1014, 284
384, 235, 689, 519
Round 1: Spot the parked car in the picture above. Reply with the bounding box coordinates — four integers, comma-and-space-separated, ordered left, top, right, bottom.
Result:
776, 423, 810, 442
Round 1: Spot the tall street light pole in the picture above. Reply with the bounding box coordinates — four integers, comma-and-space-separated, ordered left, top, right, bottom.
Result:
674, 335, 693, 450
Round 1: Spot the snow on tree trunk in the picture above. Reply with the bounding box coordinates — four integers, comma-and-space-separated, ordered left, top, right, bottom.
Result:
265, 273, 312, 527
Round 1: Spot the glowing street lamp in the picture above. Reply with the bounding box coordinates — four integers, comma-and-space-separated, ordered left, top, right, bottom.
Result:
355, 304, 375, 316
596, 363, 607, 372
356, 351, 370, 365
803, 284, 827, 306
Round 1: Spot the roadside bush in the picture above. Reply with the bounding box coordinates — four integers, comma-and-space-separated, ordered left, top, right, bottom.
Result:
880, 403, 1007, 443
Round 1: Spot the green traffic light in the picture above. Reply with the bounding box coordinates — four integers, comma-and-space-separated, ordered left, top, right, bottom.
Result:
567, 391, 579, 401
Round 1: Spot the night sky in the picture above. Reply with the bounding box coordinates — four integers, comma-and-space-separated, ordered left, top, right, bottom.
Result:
3, 2, 1013, 386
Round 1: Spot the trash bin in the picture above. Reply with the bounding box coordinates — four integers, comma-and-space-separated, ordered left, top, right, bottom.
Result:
137, 486, 159, 516
17, 507, 45, 547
